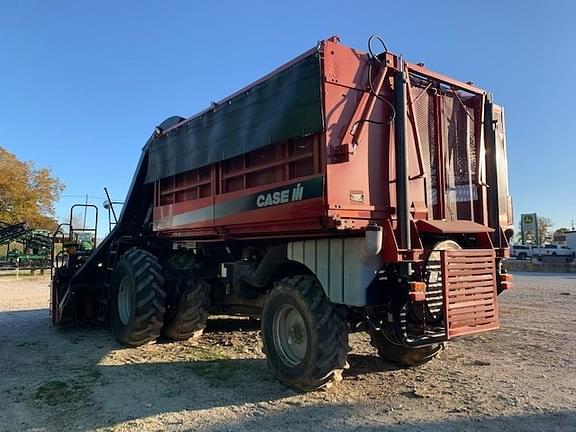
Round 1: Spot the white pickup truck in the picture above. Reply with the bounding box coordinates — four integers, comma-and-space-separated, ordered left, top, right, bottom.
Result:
540, 244, 575, 258
510, 244, 534, 260
510, 244, 575, 260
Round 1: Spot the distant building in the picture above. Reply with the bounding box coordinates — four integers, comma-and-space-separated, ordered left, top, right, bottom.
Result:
553, 230, 567, 244
566, 232, 576, 250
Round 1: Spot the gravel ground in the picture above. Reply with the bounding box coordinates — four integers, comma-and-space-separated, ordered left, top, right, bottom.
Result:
0, 272, 574, 431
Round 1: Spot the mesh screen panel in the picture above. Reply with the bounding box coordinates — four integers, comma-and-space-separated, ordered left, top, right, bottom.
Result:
411, 86, 437, 215
442, 92, 477, 220
410, 76, 479, 221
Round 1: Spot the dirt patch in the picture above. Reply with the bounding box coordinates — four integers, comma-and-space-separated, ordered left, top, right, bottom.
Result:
0, 273, 574, 431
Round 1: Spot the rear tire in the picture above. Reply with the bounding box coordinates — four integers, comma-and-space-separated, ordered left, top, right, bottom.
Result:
261, 275, 349, 392
111, 248, 166, 347
368, 329, 442, 366
162, 278, 210, 341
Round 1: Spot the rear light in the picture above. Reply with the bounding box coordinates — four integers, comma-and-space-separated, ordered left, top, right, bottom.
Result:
409, 281, 426, 302
500, 273, 513, 290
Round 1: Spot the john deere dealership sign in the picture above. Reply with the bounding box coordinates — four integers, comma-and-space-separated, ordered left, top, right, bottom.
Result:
521, 213, 539, 245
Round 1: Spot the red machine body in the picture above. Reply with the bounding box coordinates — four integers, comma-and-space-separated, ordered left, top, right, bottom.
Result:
151, 38, 512, 264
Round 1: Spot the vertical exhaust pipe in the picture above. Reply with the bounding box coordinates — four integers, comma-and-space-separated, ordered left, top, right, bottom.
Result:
394, 61, 411, 257
484, 95, 502, 249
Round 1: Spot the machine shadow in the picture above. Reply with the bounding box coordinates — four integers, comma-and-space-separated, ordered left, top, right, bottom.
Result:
1, 308, 398, 430
345, 353, 403, 376
205, 316, 261, 332
3, 308, 573, 432
196, 407, 576, 432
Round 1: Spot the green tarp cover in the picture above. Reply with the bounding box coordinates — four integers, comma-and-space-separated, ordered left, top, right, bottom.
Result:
145, 51, 324, 183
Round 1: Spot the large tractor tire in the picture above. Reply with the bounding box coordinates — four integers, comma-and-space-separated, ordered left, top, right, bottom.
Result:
162, 278, 210, 341
261, 275, 349, 392
111, 248, 166, 347
368, 329, 442, 367
367, 239, 456, 366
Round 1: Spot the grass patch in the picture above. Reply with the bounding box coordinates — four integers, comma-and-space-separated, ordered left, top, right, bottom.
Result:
181, 344, 240, 386
33, 367, 103, 407
34, 380, 74, 406
179, 343, 233, 362
83, 367, 102, 382
189, 361, 241, 385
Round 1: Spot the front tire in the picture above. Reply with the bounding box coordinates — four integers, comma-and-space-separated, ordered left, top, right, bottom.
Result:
111, 248, 166, 347
261, 275, 349, 392
368, 329, 442, 366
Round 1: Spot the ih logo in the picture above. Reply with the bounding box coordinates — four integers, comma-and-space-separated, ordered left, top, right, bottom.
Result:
256, 183, 304, 208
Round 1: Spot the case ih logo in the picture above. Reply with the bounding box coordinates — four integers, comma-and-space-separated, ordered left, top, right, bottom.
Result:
256, 183, 304, 208
154, 177, 324, 231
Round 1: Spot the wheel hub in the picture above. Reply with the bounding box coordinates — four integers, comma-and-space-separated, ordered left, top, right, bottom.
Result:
273, 304, 308, 367
117, 275, 134, 325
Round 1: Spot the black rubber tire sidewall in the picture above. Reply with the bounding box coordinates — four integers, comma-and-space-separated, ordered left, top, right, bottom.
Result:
261, 287, 319, 382
110, 258, 137, 343
261, 276, 349, 391
162, 278, 210, 341
368, 328, 442, 367
110, 249, 166, 347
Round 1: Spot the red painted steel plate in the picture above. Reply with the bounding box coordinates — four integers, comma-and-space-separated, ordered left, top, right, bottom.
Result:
441, 249, 499, 338
417, 220, 495, 234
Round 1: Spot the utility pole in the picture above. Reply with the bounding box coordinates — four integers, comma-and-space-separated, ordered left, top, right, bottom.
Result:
83, 194, 88, 230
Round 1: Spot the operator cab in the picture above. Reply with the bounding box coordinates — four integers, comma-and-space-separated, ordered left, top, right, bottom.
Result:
51, 204, 98, 324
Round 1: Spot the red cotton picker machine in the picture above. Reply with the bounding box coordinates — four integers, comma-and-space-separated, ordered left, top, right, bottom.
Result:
52, 36, 513, 391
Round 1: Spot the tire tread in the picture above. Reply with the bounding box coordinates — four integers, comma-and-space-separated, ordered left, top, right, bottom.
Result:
113, 248, 166, 347
262, 275, 349, 391
368, 329, 442, 367
162, 278, 210, 341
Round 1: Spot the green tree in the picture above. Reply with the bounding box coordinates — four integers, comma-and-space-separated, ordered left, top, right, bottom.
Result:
537, 217, 553, 244
517, 216, 554, 245
0, 147, 64, 231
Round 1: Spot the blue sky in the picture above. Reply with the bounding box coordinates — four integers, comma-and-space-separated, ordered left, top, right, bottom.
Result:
1, 1, 575, 235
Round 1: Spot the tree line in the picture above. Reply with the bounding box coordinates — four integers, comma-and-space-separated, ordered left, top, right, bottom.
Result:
0, 146, 64, 231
